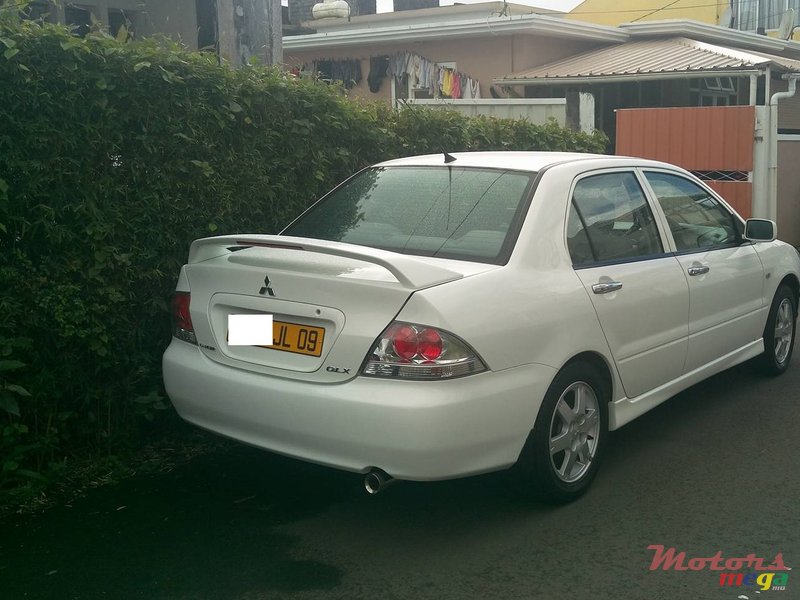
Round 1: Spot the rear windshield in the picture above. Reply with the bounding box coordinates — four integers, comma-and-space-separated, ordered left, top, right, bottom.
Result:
282, 166, 535, 264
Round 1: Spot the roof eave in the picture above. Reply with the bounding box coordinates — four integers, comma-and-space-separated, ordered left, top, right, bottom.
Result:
283, 13, 628, 51
621, 20, 800, 55
494, 68, 766, 86
306, 2, 562, 31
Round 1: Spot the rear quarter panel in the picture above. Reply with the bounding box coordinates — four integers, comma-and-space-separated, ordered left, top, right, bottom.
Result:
399, 265, 612, 374
398, 160, 618, 380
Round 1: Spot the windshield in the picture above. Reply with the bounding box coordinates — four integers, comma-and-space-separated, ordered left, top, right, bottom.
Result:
283, 166, 535, 264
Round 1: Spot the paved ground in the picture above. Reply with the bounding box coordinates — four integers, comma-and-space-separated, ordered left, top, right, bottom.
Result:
1, 357, 797, 600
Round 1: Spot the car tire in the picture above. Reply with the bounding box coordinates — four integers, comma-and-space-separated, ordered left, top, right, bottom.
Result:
511, 362, 608, 504
755, 284, 797, 376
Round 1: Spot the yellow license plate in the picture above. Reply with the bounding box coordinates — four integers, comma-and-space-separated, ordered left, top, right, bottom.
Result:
264, 321, 325, 357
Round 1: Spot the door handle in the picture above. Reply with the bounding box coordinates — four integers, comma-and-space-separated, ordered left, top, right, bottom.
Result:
688, 265, 710, 276
592, 281, 623, 294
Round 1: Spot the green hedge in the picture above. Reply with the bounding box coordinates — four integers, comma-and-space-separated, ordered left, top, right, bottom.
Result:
0, 16, 606, 495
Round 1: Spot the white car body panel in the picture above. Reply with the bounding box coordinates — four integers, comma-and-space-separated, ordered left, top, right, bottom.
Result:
164, 340, 556, 479
754, 240, 800, 305
675, 245, 765, 372
163, 151, 800, 482
396, 264, 613, 374
575, 258, 689, 399
188, 234, 468, 289
607, 338, 765, 429
181, 242, 496, 384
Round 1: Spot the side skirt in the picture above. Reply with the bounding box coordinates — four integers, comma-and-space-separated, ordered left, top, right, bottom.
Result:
608, 339, 764, 430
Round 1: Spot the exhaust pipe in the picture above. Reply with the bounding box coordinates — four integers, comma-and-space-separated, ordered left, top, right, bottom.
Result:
364, 468, 394, 495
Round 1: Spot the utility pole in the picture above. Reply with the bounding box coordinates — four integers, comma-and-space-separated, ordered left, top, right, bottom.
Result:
217, 0, 282, 67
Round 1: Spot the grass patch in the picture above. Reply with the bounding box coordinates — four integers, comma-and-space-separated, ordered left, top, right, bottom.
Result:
0, 422, 230, 518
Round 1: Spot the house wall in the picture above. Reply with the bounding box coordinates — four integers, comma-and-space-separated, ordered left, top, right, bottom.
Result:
777, 141, 800, 246
34, 0, 200, 48
408, 98, 568, 123
661, 79, 691, 106
285, 35, 600, 103
771, 79, 800, 131
774, 80, 800, 246
289, 0, 317, 24
393, 0, 438, 10
140, 0, 199, 49
566, 0, 722, 26
509, 36, 600, 70
779, 94, 800, 131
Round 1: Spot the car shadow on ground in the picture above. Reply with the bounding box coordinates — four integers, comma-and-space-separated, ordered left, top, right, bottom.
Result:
0, 359, 788, 599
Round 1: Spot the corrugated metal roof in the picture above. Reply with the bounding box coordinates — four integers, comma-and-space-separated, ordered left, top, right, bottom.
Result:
495, 37, 800, 85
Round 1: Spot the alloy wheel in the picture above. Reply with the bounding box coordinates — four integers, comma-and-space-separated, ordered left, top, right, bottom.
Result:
774, 298, 795, 365
548, 381, 600, 483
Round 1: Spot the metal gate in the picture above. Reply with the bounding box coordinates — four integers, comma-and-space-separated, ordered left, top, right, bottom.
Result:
616, 106, 755, 218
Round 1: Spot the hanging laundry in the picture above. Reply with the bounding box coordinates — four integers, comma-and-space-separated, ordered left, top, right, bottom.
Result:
442, 69, 453, 97
385, 52, 441, 97
314, 60, 333, 81
368, 55, 389, 93
356, 51, 483, 99
387, 53, 408, 90
409, 54, 422, 88
471, 79, 481, 99
451, 73, 463, 99
312, 58, 363, 89
333, 59, 362, 89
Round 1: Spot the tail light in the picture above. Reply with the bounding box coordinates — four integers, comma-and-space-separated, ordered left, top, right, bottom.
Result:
362, 321, 486, 380
171, 292, 197, 345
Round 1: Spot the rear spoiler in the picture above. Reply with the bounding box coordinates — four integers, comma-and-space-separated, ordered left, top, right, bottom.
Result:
188, 234, 464, 290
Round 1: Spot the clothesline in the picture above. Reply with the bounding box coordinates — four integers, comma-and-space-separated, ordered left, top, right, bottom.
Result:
386, 51, 481, 100
293, 52, 482, 99
311, 58, 362, 89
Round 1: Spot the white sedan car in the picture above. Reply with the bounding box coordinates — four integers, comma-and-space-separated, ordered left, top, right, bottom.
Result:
163, 152, 799, 503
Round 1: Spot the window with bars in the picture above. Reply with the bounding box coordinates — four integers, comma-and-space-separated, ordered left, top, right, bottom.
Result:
734, 0, 800, 31
108, 9, 139, 40
65, 5, 92, 37
689, 77, 739, 107
20, 1, 50, 22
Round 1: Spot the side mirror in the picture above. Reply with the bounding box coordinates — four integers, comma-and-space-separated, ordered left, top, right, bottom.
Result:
744, 219, 776, 242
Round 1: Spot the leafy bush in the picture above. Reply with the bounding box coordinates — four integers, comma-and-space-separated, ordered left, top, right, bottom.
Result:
390, 105, 607, 155
0, 16, 606, 499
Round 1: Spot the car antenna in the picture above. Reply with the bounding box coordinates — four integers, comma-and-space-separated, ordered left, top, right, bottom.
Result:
442, 150, 455, 229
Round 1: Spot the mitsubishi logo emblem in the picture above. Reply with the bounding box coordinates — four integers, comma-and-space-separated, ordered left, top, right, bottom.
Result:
259, 275, 275, 297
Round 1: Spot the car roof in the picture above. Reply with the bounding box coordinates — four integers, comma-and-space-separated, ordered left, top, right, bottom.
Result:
375, 152, 677, 173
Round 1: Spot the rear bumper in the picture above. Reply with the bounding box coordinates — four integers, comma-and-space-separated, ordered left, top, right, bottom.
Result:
163, 340, 556, 481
